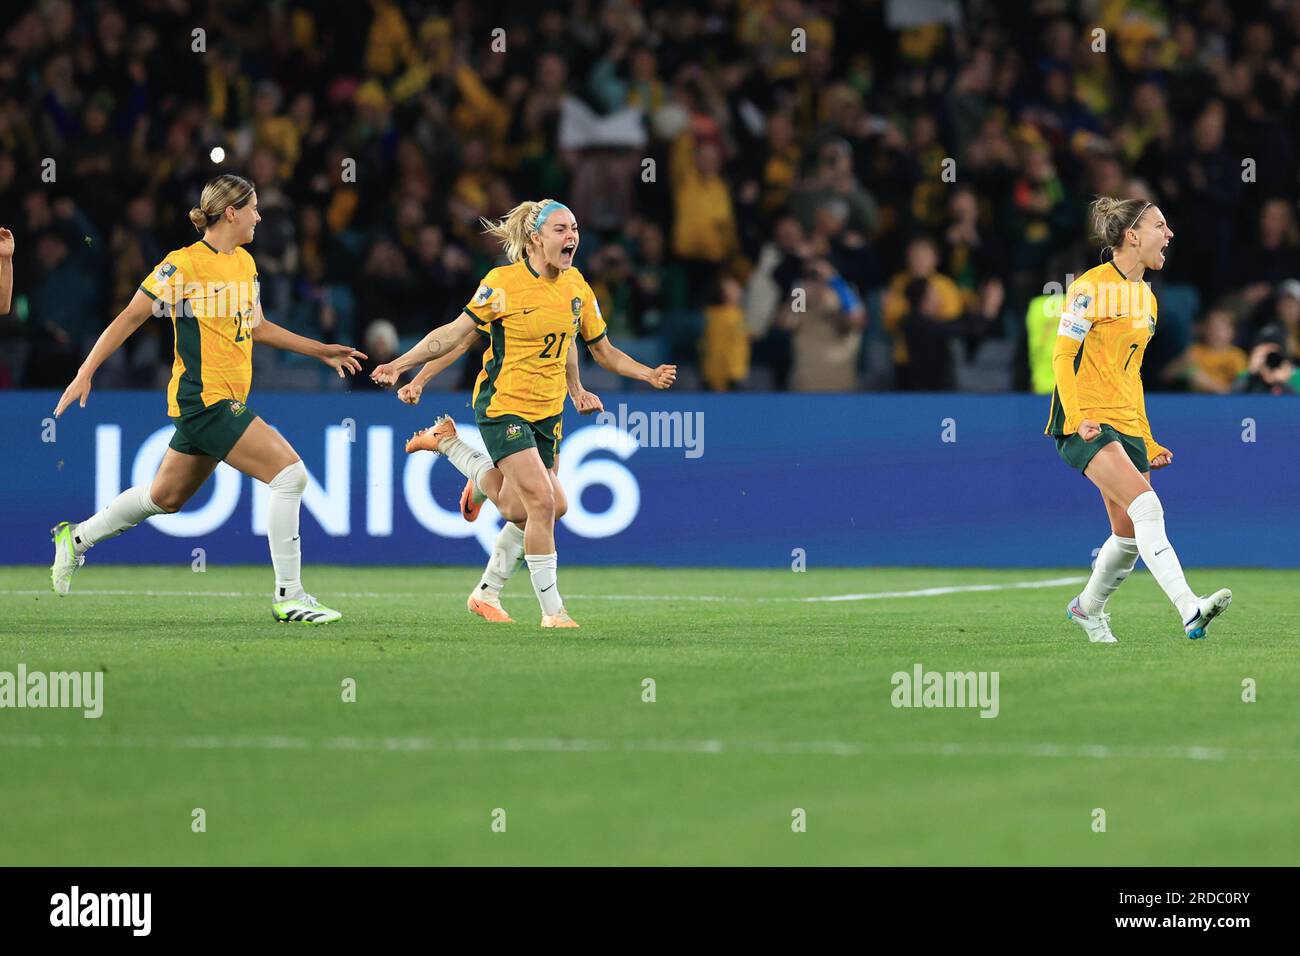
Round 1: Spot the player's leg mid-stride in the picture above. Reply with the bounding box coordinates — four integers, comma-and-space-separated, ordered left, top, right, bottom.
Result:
406, 415, 577, 628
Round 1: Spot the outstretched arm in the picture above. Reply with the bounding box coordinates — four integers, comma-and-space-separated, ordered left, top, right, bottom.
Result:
414, 329, 479, 385
372, 311, 479, 386
587, 335, 676, 389
398, 329, 480, 404
251, 302, 365, 378
54, 289, 156, 416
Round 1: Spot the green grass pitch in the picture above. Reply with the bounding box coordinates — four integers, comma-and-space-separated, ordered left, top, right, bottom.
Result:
1, 564, 1297, 866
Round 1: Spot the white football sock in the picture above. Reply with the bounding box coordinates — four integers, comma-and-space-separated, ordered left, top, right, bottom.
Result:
477, 522, 526, 595
1126, 490, 1199, 624
73, 485, 165, 552
1078, 534, 1140, 615
267, 461, 308, 601
440, 436, 494, 494
525, 552, 563, 616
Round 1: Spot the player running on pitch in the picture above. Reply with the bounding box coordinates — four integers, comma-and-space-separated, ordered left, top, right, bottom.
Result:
1047, 196, 1231, 643
392, 300, 603, 623
371, 198, 676, 627
50, 174, 365, 623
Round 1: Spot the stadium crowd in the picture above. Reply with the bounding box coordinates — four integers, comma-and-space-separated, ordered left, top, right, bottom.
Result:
0, 0, 1298, 395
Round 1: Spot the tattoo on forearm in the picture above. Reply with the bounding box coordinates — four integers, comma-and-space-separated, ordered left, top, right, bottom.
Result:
426, 337, 443, 358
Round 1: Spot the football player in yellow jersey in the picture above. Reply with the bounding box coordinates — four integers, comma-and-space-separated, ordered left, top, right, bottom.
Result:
49, 174, 366, 624
371, 199, 677, 628
393, 294, 603, 624
1048, 197, 1231, 643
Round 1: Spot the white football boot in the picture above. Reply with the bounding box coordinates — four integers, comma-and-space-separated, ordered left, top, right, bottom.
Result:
1184, 588, 1232, 640
50, 521, 85, 596
1066, 596, 1117, 644
271, 593, 342, 625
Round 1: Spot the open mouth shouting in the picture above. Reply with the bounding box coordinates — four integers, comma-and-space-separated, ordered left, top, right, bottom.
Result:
560, 240, 576, 266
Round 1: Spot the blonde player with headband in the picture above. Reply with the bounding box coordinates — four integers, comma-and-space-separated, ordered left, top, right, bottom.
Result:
1047, 197, 1231, 643
50, 174, 367, 624
372, 199, 676, 628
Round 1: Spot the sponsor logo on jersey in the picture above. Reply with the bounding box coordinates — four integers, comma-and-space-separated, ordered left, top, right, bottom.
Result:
1068, 292, 1092, 317
155, 262, 177, 282
1059, 314, 1091, 340
474, 285, 495, 305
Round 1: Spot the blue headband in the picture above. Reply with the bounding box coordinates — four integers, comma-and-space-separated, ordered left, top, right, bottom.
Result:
533, 201, 569, 233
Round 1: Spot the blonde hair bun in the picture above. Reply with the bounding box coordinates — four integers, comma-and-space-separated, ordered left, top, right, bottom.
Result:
190, 174, 256, 233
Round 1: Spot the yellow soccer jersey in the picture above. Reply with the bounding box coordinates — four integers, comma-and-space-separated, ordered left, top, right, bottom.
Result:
1045, 260, 1163, 457
139, 239, 259, 418
465, 259, 607, 421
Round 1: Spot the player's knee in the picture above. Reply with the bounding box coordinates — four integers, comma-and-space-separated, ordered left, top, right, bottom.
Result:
1125, 489, 1163, 523
530, 494, 556, 523
153, 491, 185, 514
1109, 512, 1136, 537
269, 459, 308, 497
522, 484, 555, 521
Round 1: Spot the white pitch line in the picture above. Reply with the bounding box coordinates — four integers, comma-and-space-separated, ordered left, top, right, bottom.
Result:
0, 576, 1087, 603
787, 575, 1088, 603
0, 733, 1291, 763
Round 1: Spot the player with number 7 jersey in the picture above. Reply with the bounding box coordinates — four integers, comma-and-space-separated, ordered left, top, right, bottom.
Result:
1047, 197, 1230, 646
1044, 258, 1163, 464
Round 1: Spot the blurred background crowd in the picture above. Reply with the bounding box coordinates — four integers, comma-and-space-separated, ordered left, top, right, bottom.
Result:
1, 0, 1298, 396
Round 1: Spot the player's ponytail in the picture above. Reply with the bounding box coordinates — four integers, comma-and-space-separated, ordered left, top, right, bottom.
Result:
189, 174, 256, 233
1091, 196, 1150, 261
479, 198, 564, 262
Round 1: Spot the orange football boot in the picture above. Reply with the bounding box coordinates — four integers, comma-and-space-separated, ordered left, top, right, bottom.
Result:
405, 414, 457, 454
468, 591, 513, 623
460, 477, 483, 522
540, 608, 580, 628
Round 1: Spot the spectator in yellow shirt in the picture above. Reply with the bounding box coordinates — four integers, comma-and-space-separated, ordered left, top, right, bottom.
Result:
1186, 309, 1248, 393
882, 236, 965, 388
670, 132, 739, 304
700, 276, 749, 391
365, 0, 415, 77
